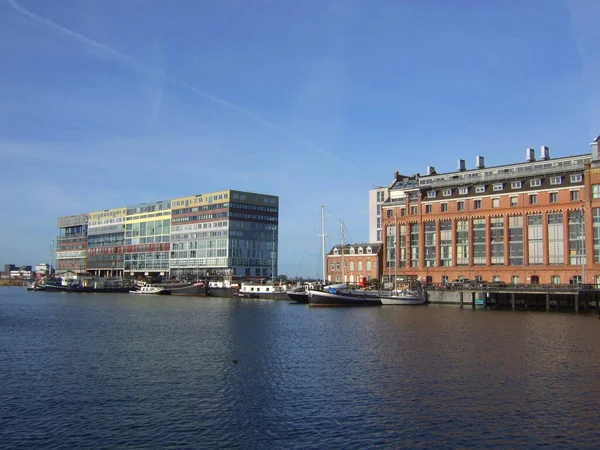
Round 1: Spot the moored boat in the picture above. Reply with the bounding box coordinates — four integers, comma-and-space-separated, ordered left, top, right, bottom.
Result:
379, 290, 427, 305
44, 278, 132, 293
288, 281, 328, 304
206, 279, 240, 298
26, 281, 46, 291
379, 282, 427, 306
307, 284, 381, 306
157, 281, 207, 296
237, 282, 290, 300
287, 286, 309, 303
129, 285, 171, 295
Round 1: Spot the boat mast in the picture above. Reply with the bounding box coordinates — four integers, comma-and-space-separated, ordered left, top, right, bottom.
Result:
49, 239, 54, 277
320, 205, 328, 282
340, 220, 344, 284
271, 225, 275, 284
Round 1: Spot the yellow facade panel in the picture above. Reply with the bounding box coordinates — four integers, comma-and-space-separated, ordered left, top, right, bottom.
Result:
171, 190, 231, 208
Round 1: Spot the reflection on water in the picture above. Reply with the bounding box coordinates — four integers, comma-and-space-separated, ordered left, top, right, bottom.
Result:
1, 287, 599, 448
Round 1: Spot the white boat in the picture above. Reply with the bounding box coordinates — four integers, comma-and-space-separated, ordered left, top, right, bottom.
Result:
237, 282, 290, 299
380, 284, 427, 305
129, 284, 171, 295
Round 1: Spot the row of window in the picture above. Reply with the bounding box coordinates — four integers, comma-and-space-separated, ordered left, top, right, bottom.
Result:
172, 212, 228, 223
391, 190, 582, 216
172, 202, 277, 216
127, 209, 171, 222
420, 158, 588, 187
398, 275, 579, 285
384, 210, 591, 268
427, 175, 583, 198
172, 193, 229, 208
89, 209, 127, 221
330, 260, 376, 271
88, 217, 126, 227
332, 246, 373, 255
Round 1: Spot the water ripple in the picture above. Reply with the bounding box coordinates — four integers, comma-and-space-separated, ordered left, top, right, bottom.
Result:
1, 289, 600, 448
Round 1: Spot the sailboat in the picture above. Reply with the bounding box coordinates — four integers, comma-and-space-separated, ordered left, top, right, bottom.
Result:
379, 282, 427, 305
288, 205, 328, 304
307, 218, 381, 307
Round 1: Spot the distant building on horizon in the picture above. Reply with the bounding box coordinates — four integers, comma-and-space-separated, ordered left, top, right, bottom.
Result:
1, 264, 17, 279
35, 263, 49, 275
55, 190, 279, 280
369, 173, 418, 244
368, 186, 388, 243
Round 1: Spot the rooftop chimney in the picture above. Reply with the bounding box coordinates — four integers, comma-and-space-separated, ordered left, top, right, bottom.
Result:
475, 156, 485, 169
526, 148, 535, 162
426, 166, 436, 175
540, 146, 550, 160
457, 159, 466, 172
394, 170, 399, 180
592, 138, 600, 161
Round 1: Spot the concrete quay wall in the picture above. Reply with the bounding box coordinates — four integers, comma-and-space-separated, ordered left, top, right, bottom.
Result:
426, 288, 600, 312
427, 290, 463, 305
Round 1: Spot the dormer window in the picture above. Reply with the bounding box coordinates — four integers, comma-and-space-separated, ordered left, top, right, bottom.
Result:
358, 247, 364, 254
550, 176, 562, 185
350, 247, 355, 254
333, 248, 339, 255
493, 183, 504, 191
530, 179, 542, 187
511, 181, 522, 189
475, 186, 485, 193
367, 247, 372, 254
443, 189, 452, 197
459, 187, 468, 195
427, 191, 437, 198
570, 174, 583, 183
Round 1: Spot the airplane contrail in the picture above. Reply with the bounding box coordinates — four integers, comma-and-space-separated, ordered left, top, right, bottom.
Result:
6, 0, 352, 167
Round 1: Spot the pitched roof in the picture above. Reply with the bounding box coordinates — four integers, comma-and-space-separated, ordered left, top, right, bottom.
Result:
390, 178, 419, 191
328, 243, 382, 255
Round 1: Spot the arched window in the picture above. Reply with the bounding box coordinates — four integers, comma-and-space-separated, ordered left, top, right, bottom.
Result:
358, 261, 363, 271
350, 261, 354, 270
366, 261, 371, 271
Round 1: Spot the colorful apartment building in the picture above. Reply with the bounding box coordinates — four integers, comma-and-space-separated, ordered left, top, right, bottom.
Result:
55, 213, 88, 273
56, 190, 279, 279
381, 137, 600, 286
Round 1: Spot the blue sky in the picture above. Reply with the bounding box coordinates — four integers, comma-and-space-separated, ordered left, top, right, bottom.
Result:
0, 0, 599, 277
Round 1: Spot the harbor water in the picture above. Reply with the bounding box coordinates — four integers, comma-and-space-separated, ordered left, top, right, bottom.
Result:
1, 287, 599, 448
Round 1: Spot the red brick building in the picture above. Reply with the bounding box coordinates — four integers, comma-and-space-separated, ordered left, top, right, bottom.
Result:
381, 137, 600, 286
326, 243, 383, 285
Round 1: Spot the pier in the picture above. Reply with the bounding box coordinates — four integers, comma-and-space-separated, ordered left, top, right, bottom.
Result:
426, 284, 600, 312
